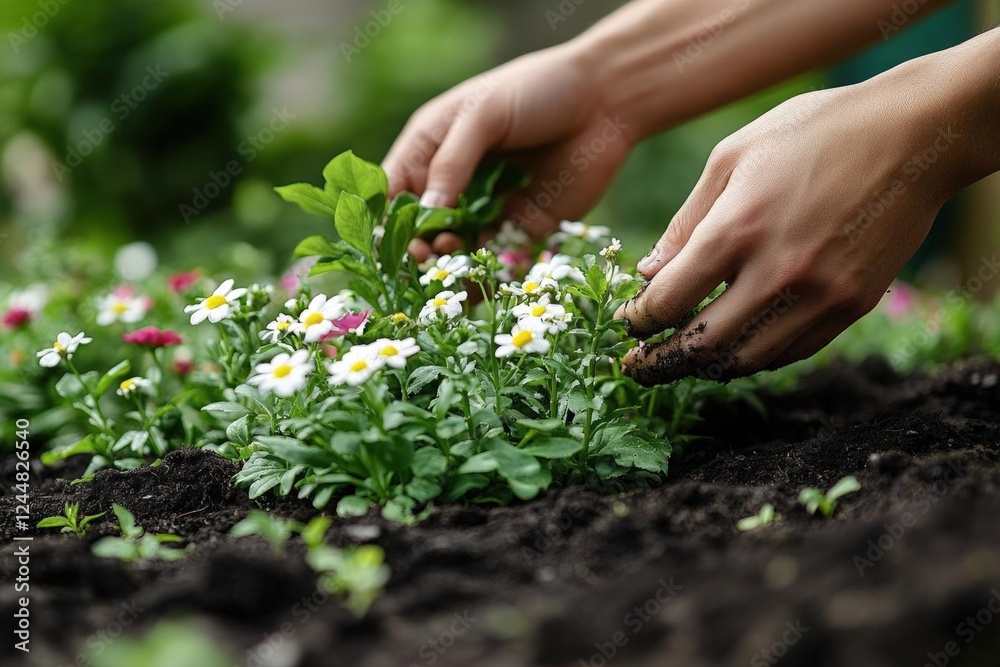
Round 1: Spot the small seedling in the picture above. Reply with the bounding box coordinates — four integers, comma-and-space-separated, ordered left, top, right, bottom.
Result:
37, 502, 105, 538
229, 510, 299, 553
91, 504, 188, 562
307, 544, 391, 617
736, 503, 780, 531
798, 476, 861, 518
86, 620, 232, 667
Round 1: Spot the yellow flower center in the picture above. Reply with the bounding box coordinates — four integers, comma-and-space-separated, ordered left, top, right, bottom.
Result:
120, 379, 135, 392
205, 295, 228, 309
391, 313, 410, 324
380, 345, 398, 357
433, 269, 451, 281
112, 301, 129, 315
53, 341, 65, 352
432, 298, 448, 308
350, 360, 369, 373
512, 330, 534, 349
276, 321, 291, 332
272, 364, 293, 379
523, 281, 539, 294
530, 305, 547, 317
304, 312, 325, 327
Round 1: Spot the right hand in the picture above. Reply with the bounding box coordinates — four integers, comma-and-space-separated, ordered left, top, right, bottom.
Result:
382, 43, 634, 261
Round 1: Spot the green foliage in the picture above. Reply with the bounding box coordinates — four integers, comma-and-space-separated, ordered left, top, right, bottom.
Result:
736, 503, 780, 531
36, 502, 106, 539
91, 504, 188, 562
84, 620, 232, 667
798, 476, 861, 518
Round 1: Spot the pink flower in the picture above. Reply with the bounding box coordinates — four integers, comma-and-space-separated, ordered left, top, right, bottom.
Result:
885, 283, 917, 321
327, 311, 370, 338
2, 308, 32, 329
280, 258, 317, 294
123, 326, 182, 349
168, 271, 201, 294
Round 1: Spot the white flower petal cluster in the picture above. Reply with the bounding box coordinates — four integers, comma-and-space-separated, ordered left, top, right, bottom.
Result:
418, 290, 468, 325
294, 293, 349, 343
511, 295, 570, 334
96, 292, 150, 326
249, 350, 314, 397
495, 322, 551, 358
557, 220, 612, 243
37, 332, 92, 367
185, 279, 247, 325
419, 255, 471, 289
328, 338, 420, 386
117, 376, 153, 398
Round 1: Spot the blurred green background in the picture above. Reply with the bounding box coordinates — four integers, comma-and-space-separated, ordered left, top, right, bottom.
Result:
0, 0, 997, 286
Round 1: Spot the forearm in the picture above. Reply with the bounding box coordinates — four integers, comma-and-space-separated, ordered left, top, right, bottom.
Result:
567, 0, 954, 140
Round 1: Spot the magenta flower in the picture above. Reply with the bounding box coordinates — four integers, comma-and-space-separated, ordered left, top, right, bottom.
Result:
123, 326, 183, 349
168, 271, 201, 294
321, 311, 371, 341
2, 308, 32, 329
885, 283, 917, 321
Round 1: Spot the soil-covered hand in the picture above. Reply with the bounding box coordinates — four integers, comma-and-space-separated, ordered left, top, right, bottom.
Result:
617, 39, 1000, 385
382, 43, 633, 261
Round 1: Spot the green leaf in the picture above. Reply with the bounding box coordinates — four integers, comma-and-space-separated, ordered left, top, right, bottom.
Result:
603, 436, 669, 474
489, 441, 542, 481
113, 504, 143, 540
294, 235, 347, 260
517, 418, 566, 434
257, 436, 336, 468
41, 435, 99, 465
274, 183, 338, 218
828, 476, 861, 501
585, 264, 609, 298
380, 201, 418, 275
55, 372, 96, 400
406, 478, 442, 503
96, 360, 131, 396
336, 495, 371, 518
202, 402, 250, 416
521, 437, 583, 459
36, 517, 70, 529
412, 447, 449, 477
335, 193, 376, 257
322, 150, 389, 220
226, 415, 253, 447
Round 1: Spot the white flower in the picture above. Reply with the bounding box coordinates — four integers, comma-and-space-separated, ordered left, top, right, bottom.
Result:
114, 242, 158, 282
328, 345, 382, 386
8, 284, 49, 315
511, 295, 569, 334
418, 290, 468, 325
184, 279, 247, 325
37, 332, 92, 367
248, 349, 314, 397
558, 220, 612, 243
493, 220, 530, 248
419, 255, 471, 289
528, 254, 578, 283
294, 293, 348, 343
503, 278, 558, 299
373, 338, 420, 369
260, 313, 297, 344
600, 237, 623, 260
495, 322, 551, 358
95, 292, 149, 326
117, 376, 153, 398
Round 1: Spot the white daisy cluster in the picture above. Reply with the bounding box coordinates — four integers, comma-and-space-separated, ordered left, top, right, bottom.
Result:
328, 338, 420, 386
494, 254, 579, 358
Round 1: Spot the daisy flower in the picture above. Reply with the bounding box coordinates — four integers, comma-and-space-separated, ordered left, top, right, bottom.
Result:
373, 338, 420, 369
390, 312, 411, 326
557, 220, 612, 243
248, 350, 314, 398
527, 254, 579, 283
600, 237, 623, 260
511, 295, 569, 334
294, 293, 348, 343
419, 255, 471, 289
184, 279, 247, 325
117, 376, 153, 398
328, 345, 382, 387
502, 278, 558, 299
495, 322, 551, 358
123, 327, 182, 349
95, 290, 151, 326
37, 332, 92, 368
260, 313, 297, 344
418, 290, 468, 325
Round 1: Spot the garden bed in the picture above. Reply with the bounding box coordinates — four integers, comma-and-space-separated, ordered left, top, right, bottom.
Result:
3, 355, 1000, 666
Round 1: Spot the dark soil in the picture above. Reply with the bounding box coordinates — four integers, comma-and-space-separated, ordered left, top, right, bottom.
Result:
3, 356, 1000, 667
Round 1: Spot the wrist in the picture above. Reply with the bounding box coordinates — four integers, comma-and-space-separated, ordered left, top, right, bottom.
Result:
866, 28, 1000, 203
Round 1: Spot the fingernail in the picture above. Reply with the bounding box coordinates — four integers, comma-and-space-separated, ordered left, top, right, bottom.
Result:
420, 190, 449, 208
637, 247, 660, 273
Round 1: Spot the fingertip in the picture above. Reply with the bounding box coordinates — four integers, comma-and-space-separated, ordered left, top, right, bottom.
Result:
408, 238, 432, 263
432, 232, 464, 256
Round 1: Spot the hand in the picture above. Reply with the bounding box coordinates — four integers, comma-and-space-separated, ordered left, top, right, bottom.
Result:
382, 43, 634, 261
616, 73, 961, 385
